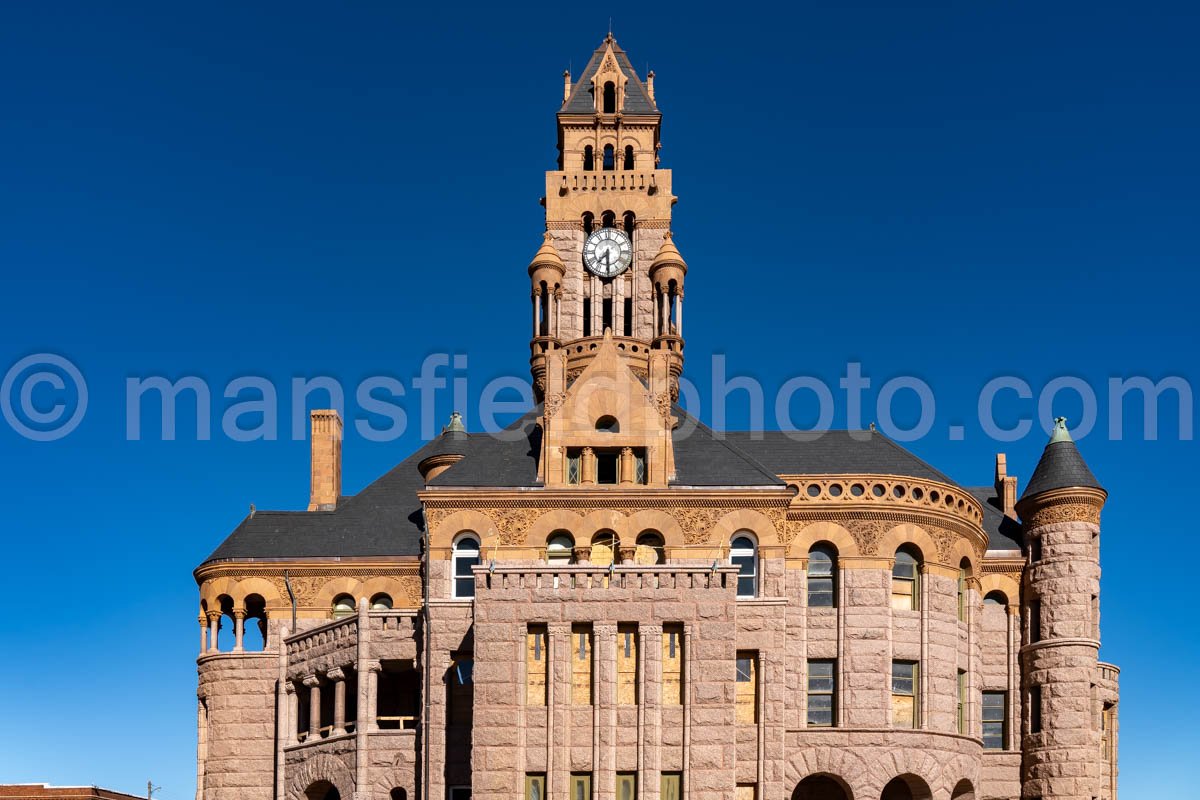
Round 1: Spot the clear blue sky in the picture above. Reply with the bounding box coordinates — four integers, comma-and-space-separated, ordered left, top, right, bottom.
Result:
0, 2, 1196, 797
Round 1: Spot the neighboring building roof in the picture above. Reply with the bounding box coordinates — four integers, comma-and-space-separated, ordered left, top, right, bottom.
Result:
1020, 419, 1103, 499
0, 787, 145, 800
561, 37, 658, 116
964, 487, 1024, 552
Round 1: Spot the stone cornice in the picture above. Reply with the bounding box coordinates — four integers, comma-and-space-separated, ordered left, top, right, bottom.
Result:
1017, 486, 1106, 529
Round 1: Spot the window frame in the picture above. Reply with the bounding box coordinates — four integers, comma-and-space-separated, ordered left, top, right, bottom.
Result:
806, 659, 836, 728
806, 543, 837, 607
891, 547, 921, 611
731, 533, 758, 598
891, 660, 919, 729
982, 690, 1007, 750
452, 534, 481, 599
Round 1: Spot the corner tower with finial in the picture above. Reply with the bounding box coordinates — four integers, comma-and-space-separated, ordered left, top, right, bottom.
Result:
1015, 417, 1115, 800
530, 33, 684, 401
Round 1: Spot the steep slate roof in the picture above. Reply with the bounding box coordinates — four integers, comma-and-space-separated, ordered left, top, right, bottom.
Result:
561, 37, 658, 116
204, 414, 1000, 564
1020, 439, 1104, 499
722, 430, 958, 484
965, 487, 1025, 552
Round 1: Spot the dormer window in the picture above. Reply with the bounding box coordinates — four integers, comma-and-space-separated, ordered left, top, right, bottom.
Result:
603, 81, 616, 113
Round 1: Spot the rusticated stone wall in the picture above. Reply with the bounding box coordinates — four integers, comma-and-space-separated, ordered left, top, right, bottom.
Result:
198, 652, 278, 800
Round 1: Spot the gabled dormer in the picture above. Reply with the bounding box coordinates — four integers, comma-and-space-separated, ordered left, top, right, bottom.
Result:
538, 331, 676, 488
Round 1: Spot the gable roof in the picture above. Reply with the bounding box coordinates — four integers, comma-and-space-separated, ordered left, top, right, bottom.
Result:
561, 36, 658, 116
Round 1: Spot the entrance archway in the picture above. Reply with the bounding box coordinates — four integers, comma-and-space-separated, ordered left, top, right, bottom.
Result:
880, 775, 931, 800
793, 774, 851, 800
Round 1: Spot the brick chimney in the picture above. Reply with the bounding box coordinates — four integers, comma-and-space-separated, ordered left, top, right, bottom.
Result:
308, 409, 343, 511
994, 453, 1018, 518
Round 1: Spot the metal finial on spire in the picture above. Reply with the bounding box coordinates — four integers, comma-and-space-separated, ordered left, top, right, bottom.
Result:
1049, 416, 1072, 443
443, 411, 466, 434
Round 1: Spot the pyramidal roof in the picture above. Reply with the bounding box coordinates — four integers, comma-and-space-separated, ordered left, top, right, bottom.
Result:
561, 35, 659, 116
1020, 417, 1104, 499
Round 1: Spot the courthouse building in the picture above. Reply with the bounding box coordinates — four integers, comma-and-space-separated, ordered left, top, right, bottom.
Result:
194, 35, 1120, 800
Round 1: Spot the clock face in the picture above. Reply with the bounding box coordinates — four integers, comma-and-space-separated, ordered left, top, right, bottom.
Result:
583, 228, 633, 278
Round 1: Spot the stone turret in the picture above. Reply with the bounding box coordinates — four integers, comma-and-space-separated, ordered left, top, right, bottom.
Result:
1015, 418, 1107, 800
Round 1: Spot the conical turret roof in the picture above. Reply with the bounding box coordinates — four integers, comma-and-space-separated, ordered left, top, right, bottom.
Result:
528, 233, 565, 275
1020, 417, 1103, 499
650, 231, 686, 272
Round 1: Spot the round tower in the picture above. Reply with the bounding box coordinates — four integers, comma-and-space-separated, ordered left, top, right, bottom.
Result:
528, 234, 565, 397
1015, 417, 1107, 800
647, 232, 686, 395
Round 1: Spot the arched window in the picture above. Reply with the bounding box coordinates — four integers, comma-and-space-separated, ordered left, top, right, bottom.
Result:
958, 558, 971, 621
595, 415, 619, 432
452, 534, 481, 598
601, 210, 616, 229
622, 211, 636, 236
583, 145, 594, 171
636, 531, 665, 565
390, 790, 408, 800
807, 543, 837, 607
603, 81, 616, 113
332, 594, 356, 619
603, 144, 615, 171
216, 596, 236, 651
243, 594, 267, 651
582, 211, 595, 234
623, 145, 634, 170
547, 531, 575, 564
591, 530, 618, 567
984, 590, 1008, 607
731, 534, 757, 598
370, 593, 393, 611
891, 546, 921, 610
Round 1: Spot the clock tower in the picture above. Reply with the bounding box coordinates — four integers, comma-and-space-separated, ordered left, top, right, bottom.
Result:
529, 33, 686, 401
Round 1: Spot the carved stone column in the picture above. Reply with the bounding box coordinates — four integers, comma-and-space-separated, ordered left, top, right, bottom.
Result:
367, 661, 382, 732
233, 610, 245, 653
329, 667, 347, 736
206, 612, 221, 653
286, 681, 299, 745
619, 447, 634, 486
198, 615, 208, 655
303, 675, 322, 740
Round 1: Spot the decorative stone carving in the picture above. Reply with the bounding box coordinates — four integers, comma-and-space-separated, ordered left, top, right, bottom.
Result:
1024, 501, 1102, 529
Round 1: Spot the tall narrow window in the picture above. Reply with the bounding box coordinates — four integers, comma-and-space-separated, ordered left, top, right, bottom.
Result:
583, 297, 592, 336
567, 451, 581, 485
452, 535, 480, 599
633, 451, 646, 484
623, 297, 633, 336
807, 659, 836, 727
603, 144, 615, 170
807, 543, 837, 607
958, 561, 969, 621
1030, 600, 1042, 643
527, 626, 547, 706
572, 624, 593, 705
982, 691, 1007, 749
891, 660, 918, 728
602, 81, 616, 113
583, 146, 594, 171
1101, 702, 1114, 760
660, 773, 682, 800
623, 145, 634, 170
731, 534, 757, 598
891, 547, 921, 610
602, 297, 613, 333
597, 450, 618, 484
735, 651, 757, 723
571, 773, 593, 800
662, 625, 683, 706
616, 774, 636, 800
449, 655, 473, 726
1030, 685, 1042, 733
617, 624, 638, 705
526, 775, 546, 800
957, 670, 967, 734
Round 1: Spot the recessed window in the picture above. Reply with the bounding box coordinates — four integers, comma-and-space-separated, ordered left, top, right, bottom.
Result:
807, 543, 837, 607
731, 534, 758, 598
332, 595, 355, 619
547, 531, 574, 564
370, 593, 393, 611
452, 535, 481, 599
891, 547, 921, 610
983, 691, 1007, 749
891, 660, 919, 728
595, 415, 619, 432
807, 659, 836, 727
567, 451, 581, 484
1030, 685, 1042, 733
735, 651, 757, 723
596, 451, 618, 484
